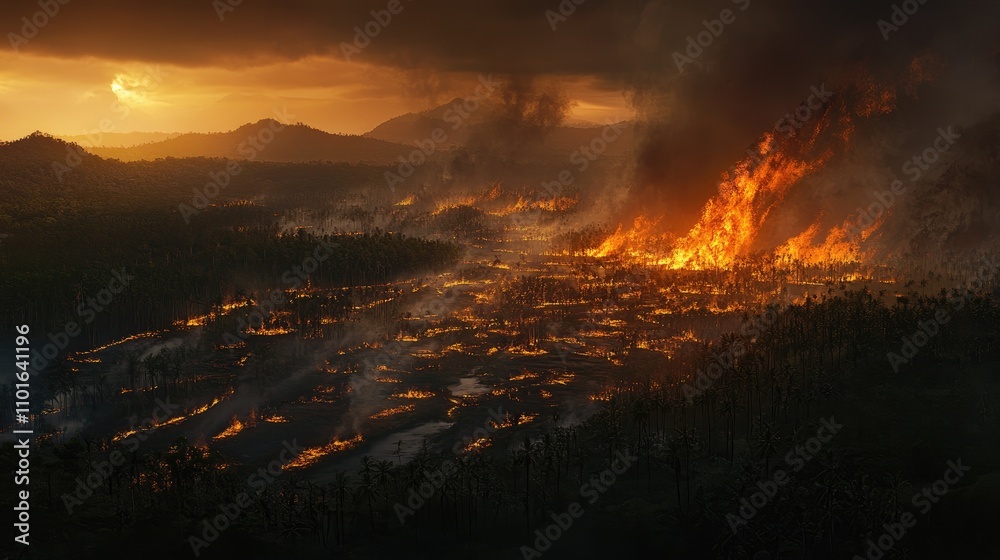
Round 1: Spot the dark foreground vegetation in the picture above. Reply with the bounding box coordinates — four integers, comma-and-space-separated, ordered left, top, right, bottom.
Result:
4, 287, 998, 559
0, 134, 459, 356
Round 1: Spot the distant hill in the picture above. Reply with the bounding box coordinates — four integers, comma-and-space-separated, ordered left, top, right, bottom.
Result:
364, 98, 487, 147
88, 120, 413, 164
364, 98, 634, 157
9, 107, 635, 175
57, 131, 183, 148
0, 132, 87, 164
0, 133, 102, 184
0, 131, 412, 216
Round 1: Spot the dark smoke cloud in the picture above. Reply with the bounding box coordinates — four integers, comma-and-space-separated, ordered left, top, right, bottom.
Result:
462, 78, 571, 164
622, 0, 1000, 233
1, 0, 632, 72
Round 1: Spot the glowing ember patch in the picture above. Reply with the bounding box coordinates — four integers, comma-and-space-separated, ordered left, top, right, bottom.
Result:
547, 372, 575, 385
284, 435, 364, 470
433, 197, 478, 215
70, 330, 165, 359
121, 385, 159, 394
589, 389, 616, 402
247, 326, 295, 336
178, 301, 247, 327
411, 349, 444, 359
392, 389, 435, 399
517, 413, 539, 424
675, 330, 699, 342
424, 326, 462, 337
462, 436, 492, 453
113, 389, 234, 441
370, 404, 416, 419
35, 429, 65, 443
72, 356, 102, 364
213, 416, 246, 440
264, 415, 289, 423
507, 346, 548, 356
489, 412, 539, 430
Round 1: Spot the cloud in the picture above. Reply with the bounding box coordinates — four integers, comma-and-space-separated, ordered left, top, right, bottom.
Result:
3, 0, 998, 207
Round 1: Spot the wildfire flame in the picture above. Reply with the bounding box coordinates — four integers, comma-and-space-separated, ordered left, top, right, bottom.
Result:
774, 212, 885, 265
284, 434, 364, 470
591, 134, 828, 269
112, 388, 234, 442
370, 404, 416, 419
213, 416, 246, 440
391, 389, 435, 399
589, 69, 912, 271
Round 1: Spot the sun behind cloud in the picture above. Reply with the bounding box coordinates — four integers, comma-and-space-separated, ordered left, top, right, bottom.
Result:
110, 71, 163, 107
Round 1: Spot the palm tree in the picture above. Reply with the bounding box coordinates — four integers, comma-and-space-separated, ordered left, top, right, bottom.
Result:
357, 455, 378, 531
374, 459, 395, 518
330, 470, 352, 544
521, 436, 534, 534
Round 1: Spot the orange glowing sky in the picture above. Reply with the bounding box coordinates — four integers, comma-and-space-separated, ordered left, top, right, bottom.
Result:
2, 0, 993, 148
0, 53, 632, 140
0, 0, 644, 140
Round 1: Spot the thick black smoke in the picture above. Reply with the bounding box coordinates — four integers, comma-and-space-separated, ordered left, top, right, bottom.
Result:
621, 0, 1000, 236
462, 78, 570, 164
